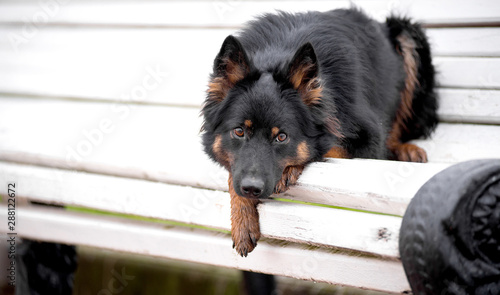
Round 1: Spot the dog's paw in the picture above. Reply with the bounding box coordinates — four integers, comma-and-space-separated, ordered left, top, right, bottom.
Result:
232, 226, 261, 257
274, 165, 304, 194
393, 143, 428, 163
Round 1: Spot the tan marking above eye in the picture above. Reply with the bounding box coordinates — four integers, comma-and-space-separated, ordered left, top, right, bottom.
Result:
271, 127, 280, 138
244, 120, 253, 128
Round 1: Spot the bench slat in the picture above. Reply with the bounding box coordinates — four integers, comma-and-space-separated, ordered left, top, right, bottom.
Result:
0, 162, 403, 257
1, 84, 498, 124
413, 124, 500, 164
0, 205, 410, 293
0, 156, 448, 217
428, 28, 500, 57
3, 27, 498, 58
0, 0, 498, 27
436, 57, 500, 89
1, 28, 498, 102
438, 88, 500, 124
1, 97, 498, 165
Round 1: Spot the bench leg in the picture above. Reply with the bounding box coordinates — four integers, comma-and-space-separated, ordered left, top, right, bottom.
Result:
17, 240, 77, 295
242, 271, 276, 295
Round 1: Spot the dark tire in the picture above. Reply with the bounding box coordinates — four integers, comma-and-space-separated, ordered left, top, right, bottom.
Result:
399, 159, 500, 295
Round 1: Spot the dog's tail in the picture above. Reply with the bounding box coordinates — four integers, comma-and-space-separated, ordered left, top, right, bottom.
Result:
385, 17, 438, 142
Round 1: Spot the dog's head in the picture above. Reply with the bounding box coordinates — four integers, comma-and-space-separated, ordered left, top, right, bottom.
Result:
201, 35, 342, 199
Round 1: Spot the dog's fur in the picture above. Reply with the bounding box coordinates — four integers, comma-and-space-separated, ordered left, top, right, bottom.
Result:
201, 8, 438, 256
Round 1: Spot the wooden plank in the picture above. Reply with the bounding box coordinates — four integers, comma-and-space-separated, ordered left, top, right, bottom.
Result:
0, 162, 403, 257
1, 96, 499, 165
0, 205, 410, 293
0, 27, 219, 107
438, 88, 500, 124
0, 58, 498, 109
2, 80, 500, 125
0, 97, 217, 186
289, 159, 450, 216
0, 155, 448, 217
0, 0, 498, 27
1, 26, 498, 106
414, 123, 500, 164
435, 57, 500, 89
427, 28, 500, 57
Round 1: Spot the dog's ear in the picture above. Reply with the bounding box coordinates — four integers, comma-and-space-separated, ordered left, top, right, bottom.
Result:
207, 35, 251, 102
287, 43, 322, 106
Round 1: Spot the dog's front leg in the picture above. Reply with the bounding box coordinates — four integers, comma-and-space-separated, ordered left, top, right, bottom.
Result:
228, 174, 261, 257
274, 165, 305, 194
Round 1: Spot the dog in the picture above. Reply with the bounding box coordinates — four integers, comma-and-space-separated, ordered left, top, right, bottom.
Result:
201, 8, 438, 257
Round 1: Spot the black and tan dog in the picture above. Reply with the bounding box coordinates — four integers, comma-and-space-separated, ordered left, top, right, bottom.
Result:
201, 8, 438, 256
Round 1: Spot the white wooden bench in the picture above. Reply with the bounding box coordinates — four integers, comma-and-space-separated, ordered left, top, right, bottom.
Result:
1, 1, 499, 293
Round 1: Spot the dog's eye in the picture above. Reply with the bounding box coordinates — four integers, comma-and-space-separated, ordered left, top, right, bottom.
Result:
234, 127, 244, 138
276, 133, 287, 142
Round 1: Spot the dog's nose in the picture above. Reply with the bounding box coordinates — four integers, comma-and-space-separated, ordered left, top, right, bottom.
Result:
240, 177, 265, 198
